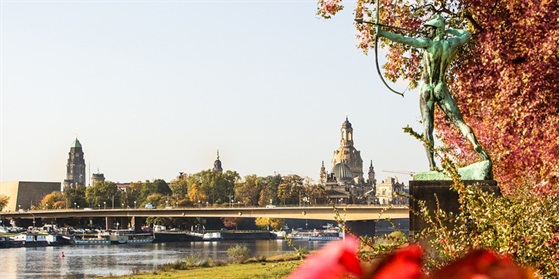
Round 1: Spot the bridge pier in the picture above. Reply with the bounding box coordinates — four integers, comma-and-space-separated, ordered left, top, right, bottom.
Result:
105, 217, 114, 231
344, 220, 375, 237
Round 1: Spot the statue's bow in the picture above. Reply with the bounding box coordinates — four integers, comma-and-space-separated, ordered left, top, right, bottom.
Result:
373, 0, 405, 97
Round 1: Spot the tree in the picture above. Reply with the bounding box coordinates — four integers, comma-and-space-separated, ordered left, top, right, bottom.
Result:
255, 217, 285, 231
222, 217, 243, 230
187, 182, 207, 205
318, 0, 559, 192
85, 181, 121, 208
277, 174, 304, 205
39, 191, 65, 209
0, 194, 10, 211
64, 184, 87, 208
258, 175, 282, 206
125, 181, 143, 207
234, 174, 262, 206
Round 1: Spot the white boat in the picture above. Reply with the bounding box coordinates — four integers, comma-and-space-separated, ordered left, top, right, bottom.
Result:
109, 229, 155, 244
287, 223, 342, 241
202, 232, 222, 241
11, 233, 49, 247
71, 231, 111, 245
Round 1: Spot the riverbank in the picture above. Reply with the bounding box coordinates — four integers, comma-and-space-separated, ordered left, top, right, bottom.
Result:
101, 253, 302, 279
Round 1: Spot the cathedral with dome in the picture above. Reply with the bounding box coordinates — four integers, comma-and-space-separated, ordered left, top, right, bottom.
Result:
319, 117, 376, 204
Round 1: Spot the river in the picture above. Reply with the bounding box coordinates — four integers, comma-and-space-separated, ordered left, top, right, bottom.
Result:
0, 240, 329, 278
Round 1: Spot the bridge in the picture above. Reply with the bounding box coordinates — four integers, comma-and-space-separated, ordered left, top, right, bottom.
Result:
1, 205, 409, 236
1, 205, 409, 221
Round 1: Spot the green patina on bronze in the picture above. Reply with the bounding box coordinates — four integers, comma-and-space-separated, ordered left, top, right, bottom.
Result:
377, 14, 492, 178
413, 160, 493, 181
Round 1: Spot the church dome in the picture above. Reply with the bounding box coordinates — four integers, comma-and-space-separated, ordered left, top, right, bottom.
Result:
332, 163, 353, 183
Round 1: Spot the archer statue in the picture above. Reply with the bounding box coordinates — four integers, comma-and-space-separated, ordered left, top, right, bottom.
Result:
377, 15, 491, 171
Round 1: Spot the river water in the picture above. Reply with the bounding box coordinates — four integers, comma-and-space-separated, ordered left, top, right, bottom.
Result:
0, 240, 328, 278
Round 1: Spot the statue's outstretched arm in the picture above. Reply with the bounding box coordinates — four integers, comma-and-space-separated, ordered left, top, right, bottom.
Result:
378, 29, 429, 49
446, 28, 471, 46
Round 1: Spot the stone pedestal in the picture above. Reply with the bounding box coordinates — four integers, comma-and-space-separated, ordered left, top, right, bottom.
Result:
409, 180, 500, 238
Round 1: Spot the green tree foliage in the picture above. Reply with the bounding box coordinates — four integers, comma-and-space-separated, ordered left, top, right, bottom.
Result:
153, 179, 172, 195
85, 181, 121, 209
187, 170, 239, 205
234, 175, 262, 206
318, 0, 559, 192
255, 217, 285, 231
124, 181, 143, 207
169, 173, 189, 201
39, 191, 65, 209
145, 193, 167, 208
257, 175, 282, 206
0, 194, 10, 211
64, 185, 87, 208
277, 174, 304, 205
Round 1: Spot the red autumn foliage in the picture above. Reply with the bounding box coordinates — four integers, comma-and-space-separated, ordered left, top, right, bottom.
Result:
318, 0, 559, 193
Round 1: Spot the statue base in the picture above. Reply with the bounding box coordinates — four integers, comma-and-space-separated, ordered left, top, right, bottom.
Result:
408, 179, 500, 238
413, 160, 493, 181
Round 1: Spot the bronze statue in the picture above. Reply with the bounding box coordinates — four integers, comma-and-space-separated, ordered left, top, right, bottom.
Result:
377, 15, 491, 170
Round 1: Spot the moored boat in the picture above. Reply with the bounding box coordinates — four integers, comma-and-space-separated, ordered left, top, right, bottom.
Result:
11, 233, 49, 247
109, 229, 155, 244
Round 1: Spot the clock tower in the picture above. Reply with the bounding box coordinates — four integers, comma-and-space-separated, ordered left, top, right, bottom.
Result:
63, 138, 86, 190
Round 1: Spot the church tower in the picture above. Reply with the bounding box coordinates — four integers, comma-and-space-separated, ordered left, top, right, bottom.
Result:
63, 138, 86, 190
332, 117, 364, 184
368, 161, 376, 186
213, 150, 223, 173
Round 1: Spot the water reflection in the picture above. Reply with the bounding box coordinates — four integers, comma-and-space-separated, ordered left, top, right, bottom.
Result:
0, 240, 328, 278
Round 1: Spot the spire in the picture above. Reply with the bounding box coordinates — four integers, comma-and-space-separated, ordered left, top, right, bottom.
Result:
71, 138, 82, 148
217, 149, 220, 160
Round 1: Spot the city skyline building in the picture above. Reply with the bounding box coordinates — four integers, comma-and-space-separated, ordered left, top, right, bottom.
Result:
63, 138, 86, 190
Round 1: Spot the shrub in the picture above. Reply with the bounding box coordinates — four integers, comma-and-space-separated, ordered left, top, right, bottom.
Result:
227, 244, 252, 263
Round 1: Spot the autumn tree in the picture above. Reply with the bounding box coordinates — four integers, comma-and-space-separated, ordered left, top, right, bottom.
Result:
318, 0, 559, 192
222, 217, 244, 230
235, 174, 262, 206
169, 173, 189, 206
187, 182, 207, 205
277, 174, 304, 205
255, 217, 285, 231
40, 191, 65, 209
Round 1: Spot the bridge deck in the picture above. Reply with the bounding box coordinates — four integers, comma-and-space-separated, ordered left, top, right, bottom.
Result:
2, 205, 409, 221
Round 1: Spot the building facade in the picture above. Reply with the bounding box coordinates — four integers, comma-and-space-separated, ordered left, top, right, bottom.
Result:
0, 181, 61, 212
320, 117, 376, 204
63, 138, 86, 190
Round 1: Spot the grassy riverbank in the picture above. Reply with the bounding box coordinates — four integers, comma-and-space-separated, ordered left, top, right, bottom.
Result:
102, 253, 302, 279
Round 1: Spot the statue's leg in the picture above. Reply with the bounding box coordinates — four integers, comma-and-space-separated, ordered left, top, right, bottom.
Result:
420, 88, 436, 170
438, 91, 491, 163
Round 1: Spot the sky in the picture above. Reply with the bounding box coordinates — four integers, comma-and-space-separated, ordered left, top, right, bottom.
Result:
1, 0, 427, 185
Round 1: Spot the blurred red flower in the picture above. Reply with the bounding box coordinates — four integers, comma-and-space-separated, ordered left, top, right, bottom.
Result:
287, 236, 362, 279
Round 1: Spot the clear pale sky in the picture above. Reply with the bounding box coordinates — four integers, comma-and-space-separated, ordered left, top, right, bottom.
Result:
1, 0, 426, 184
